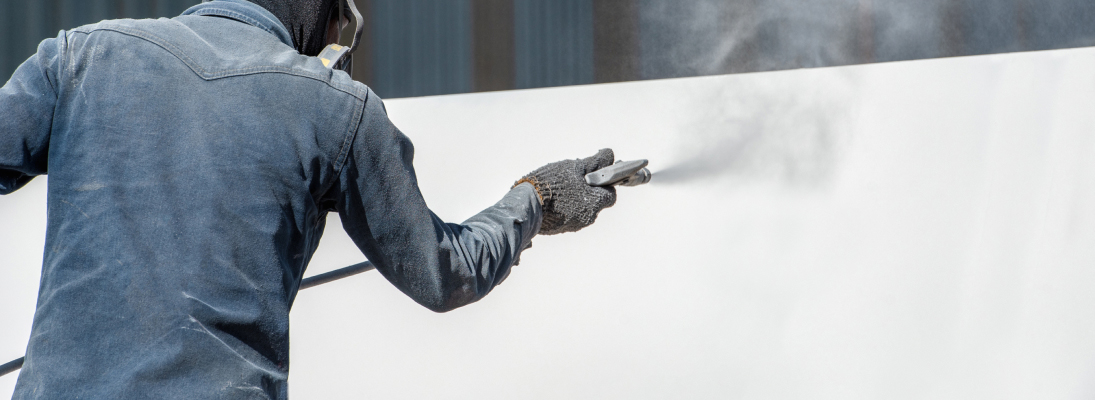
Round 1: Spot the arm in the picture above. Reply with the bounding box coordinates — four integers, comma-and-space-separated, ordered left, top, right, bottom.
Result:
0, 33, 63, 194
334, 90, 541, 313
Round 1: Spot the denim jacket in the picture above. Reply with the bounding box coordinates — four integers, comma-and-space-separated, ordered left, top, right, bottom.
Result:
0, 1, 541, 398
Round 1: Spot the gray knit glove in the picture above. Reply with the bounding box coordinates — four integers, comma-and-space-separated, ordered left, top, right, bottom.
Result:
515, 149, 618, 235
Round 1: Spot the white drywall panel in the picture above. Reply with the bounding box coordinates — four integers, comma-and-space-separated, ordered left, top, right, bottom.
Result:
3, 47, 1095, 399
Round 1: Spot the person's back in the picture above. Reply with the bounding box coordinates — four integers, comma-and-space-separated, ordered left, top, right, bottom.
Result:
7, 3, 378, 397
0, 0, 617, 398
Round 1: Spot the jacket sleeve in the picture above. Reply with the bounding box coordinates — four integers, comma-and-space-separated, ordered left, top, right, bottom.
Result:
333, 89, 542, 313
0, 33, 63, 194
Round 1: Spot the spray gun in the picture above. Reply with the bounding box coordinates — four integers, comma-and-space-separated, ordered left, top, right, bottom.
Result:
585, 159, 652, 187
0, 160, 654, 379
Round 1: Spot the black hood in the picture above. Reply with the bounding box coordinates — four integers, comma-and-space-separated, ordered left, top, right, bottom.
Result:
249, 0, 339, 56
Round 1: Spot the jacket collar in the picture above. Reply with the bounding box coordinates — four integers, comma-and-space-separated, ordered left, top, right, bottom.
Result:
182, 0, 295, 49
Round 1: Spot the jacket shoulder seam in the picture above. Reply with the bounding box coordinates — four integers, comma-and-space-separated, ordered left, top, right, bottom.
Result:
314, 90, 365, 207
336, 92, 368, 175
68, 24, 367, 100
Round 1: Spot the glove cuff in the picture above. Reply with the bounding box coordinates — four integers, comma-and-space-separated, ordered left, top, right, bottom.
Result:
512, 177, 545, 206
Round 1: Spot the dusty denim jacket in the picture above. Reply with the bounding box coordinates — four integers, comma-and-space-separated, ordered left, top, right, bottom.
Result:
0, 0, 541, 398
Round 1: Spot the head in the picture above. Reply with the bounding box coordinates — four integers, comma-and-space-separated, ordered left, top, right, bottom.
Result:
248, 0, 350, 56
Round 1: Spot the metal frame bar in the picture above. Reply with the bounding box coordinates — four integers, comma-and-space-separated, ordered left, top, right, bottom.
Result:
0, 261, 375, 379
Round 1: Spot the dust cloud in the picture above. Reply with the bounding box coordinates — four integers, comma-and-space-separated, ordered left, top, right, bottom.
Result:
651, 74, 857, 188
638, 0, 953, 78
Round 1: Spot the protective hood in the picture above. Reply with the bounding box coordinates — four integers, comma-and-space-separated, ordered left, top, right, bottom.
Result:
248, 0, 339, 56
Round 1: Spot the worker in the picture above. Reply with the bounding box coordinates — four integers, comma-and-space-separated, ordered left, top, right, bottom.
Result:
0, 0, 619, 398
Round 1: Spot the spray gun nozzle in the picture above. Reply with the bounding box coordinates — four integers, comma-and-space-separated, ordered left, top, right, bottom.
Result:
619, 167, 652, 186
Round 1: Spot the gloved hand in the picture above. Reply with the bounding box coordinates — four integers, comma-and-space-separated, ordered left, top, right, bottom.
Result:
515, 149, 617, 235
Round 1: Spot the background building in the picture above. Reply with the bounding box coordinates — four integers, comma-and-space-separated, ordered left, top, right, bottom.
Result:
2, 0, 1095, 98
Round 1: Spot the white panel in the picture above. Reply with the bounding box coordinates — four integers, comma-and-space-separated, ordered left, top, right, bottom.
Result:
4, 47, 1095, 399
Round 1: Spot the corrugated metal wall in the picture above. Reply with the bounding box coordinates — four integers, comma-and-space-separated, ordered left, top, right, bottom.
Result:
513, 0, 594, 89
3, 0, 1095, 98
363, 0, 600, 97
369, 0, 473, 98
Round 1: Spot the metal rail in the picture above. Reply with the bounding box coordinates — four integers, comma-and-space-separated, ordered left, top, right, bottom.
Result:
0, 358, 22, 378
300, 261, 375, 289
0, 261, 375, 379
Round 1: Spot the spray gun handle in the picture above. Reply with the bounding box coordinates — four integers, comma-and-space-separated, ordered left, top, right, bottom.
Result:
585, 159, 651, 187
